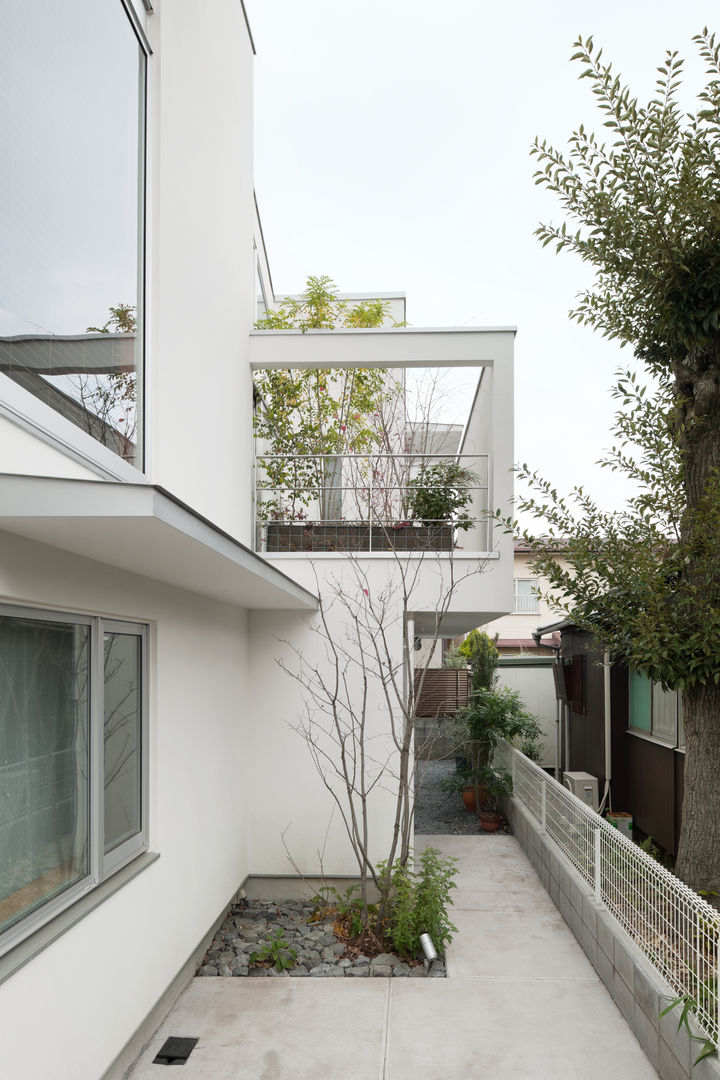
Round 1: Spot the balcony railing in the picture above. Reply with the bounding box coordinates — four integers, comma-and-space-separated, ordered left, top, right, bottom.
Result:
497, 740, 720, 1046
254, 452, 491, 553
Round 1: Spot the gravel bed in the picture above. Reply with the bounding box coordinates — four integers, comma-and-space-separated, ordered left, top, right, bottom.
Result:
414, 758, 493, 834
198, 760, 494, 981
197, 899, 445, 978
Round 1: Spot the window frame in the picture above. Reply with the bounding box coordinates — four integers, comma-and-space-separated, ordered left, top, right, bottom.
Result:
513, 577, 539, 614
627, 668, 681, 747
0, 604, 148, 959
0, 0, 150, 477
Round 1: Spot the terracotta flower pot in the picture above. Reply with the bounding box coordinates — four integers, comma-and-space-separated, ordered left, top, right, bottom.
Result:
479, 811, 505, 832
461, 785, 488, 812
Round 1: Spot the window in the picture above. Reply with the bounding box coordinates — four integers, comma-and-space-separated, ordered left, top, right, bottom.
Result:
514, 578, 539, 614
628, 669, 681, 745
0, 607, 147, 955
0, 1, 147, 468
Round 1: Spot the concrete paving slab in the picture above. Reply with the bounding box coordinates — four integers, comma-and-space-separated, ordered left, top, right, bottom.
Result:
128, 979, 390, 1080
126, 833, 659, 1080
387, 978, 659, 1079
446, 906, 598, 980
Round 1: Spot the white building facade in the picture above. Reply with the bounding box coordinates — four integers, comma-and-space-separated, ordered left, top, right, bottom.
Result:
0, 3, 515, 1078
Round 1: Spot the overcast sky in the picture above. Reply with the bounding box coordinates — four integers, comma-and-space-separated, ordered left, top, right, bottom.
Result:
249, 0, 717, 521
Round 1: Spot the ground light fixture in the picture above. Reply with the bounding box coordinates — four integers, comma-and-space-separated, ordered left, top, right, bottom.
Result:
419, 933, 437, 961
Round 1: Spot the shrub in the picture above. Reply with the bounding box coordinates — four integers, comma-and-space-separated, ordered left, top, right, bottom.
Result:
379, 847, 458, 957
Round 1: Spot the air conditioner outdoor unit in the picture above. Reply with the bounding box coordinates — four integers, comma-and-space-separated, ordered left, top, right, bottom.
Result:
562, 771, 599, 811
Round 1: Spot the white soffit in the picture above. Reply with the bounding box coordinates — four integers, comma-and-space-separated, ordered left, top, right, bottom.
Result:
413, 611, 510, 637
0, 475, 317, 611
249, 326, 516, 370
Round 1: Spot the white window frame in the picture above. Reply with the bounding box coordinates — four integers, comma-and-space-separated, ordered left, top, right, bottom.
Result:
0, 604, 148, 959
513, 577, 539, 614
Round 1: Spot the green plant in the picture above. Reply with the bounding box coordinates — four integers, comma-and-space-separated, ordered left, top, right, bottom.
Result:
442, 644, 467, 669
406, 461, 479, 530
254, 275, 396, 523
311, 884, 371, 938
457, 686, 542, 770
378, 847, 458, 958
459, 630, 499, 692
249, 930, 297, 972
660, 989, 717, 1065
518, 28, 720, 893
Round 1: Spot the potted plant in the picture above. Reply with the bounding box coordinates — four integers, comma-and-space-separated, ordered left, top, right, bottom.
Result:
449, 686, 542, 812
405, 461, 479, 549
477, 767, 513, 831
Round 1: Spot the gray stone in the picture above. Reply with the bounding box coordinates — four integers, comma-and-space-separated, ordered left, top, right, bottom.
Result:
197, 965, 218, 977
332, 942, 346, 956
231, 966, 249, 977
370, 964, 393, 977
393, 963, 411, 976
409, 966, 427, 977
309, 963, 335, 977
346, 965, 369, 977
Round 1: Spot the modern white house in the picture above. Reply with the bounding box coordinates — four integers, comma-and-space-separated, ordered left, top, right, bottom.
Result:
0, 3, 515, 1078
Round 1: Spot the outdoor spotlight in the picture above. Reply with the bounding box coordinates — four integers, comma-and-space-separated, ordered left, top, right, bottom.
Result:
419, 933, 437, 961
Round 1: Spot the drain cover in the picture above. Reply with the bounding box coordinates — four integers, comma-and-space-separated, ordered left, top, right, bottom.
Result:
153, 1037, 199, 1065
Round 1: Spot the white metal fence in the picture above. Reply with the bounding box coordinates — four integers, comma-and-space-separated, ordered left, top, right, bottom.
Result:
497, 739, 720, 1044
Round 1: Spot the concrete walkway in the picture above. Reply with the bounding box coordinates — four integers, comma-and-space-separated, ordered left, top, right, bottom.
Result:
127, 834, 658, 1079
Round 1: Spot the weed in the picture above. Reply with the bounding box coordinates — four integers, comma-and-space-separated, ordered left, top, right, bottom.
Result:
249, 930, 297, 972
660, 975, 718, 1066
310, 884, 373, 937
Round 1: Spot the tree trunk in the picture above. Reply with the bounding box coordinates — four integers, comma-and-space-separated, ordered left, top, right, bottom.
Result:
675, 682, 720, 893
672, 345, 720, 891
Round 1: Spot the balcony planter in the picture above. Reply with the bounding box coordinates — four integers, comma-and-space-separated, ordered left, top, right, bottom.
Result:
262, 522, 453, 553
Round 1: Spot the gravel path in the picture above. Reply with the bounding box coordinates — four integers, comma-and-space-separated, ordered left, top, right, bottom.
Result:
414, 758, 492, 834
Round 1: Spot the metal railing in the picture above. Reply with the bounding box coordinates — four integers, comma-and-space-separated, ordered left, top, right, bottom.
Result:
253, 452, 491, 553
497, 739, 720, 1044
513, 593, 539, 613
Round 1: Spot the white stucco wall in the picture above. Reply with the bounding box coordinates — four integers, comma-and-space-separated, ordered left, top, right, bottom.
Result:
146, 0, 256, 543
246, 552, 511, 876
0, 529, 251, 1080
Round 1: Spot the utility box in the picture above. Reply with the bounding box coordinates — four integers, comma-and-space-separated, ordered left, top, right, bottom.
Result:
562, 771, 599, 811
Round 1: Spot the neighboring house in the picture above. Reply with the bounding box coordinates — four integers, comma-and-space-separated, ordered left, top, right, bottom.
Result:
481, 541, 568, 654
536, 621, 685, 855
0, 4, 516, 1080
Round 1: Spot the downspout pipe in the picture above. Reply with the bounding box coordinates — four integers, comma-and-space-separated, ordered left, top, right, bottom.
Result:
532, 625, 563, 781
598, 651, 612, 814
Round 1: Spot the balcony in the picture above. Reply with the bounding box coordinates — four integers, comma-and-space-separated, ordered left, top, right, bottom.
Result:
253, 452, 491, 554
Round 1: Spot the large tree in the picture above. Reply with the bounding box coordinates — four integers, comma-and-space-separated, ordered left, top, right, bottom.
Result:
523, 29, 720, 892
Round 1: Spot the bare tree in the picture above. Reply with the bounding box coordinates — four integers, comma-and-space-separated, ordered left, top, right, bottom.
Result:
278, 545, 486, 926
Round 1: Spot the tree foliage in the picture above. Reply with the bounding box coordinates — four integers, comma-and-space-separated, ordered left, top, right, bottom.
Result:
519, 29, 720, 892
254, 276, 398, 521
515, 31, 720, 691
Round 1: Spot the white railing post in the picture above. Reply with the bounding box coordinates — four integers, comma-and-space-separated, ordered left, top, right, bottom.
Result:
369, 454, 374, 551
715, 925, 720, 1044
540, 777, 547, 832
594, 827, 602, 904
510, 750, 516, 790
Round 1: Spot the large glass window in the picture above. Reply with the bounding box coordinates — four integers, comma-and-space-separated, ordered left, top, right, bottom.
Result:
0, 1, 146, 468
0, 608, 146, 954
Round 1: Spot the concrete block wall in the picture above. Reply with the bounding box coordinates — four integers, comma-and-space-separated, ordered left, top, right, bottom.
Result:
506, 798, 720, 1080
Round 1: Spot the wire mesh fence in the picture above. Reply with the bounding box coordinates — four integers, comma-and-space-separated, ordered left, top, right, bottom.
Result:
497, 739, 720, 1044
